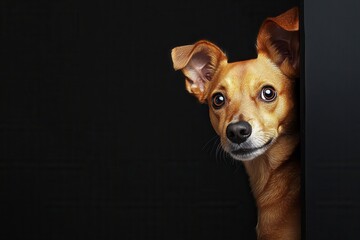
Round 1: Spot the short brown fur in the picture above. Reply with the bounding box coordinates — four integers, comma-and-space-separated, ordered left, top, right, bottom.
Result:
171, 7, 300, 240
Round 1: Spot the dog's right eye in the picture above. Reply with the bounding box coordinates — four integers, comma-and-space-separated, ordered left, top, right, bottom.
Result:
212, 93, 226, 109
260, 86, 277, 102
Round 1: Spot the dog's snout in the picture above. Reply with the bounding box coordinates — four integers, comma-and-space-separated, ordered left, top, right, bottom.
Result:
226, 121, 252, 144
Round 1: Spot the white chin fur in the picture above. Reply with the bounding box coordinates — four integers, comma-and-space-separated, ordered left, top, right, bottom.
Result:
225, 136, 274, 161
229, 147, 268, 161
222, 130, 276, 162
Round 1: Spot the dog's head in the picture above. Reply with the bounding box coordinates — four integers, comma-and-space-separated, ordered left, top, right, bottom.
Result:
171, 8, 299, 161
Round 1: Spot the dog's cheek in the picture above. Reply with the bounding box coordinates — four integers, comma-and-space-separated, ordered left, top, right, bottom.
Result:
261, 112, 278, 134
275, 94, 294, 132
257, 100, 282, 134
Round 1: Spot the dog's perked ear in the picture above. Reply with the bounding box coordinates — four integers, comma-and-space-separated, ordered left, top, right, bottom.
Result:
256, 7, 300, 78
171, 40, 227, 103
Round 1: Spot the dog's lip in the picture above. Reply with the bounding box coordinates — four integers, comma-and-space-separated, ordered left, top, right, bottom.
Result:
231, 138, 273, 155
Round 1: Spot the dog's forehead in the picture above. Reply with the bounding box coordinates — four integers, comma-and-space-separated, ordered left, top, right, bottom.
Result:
216, 59, 258, 88
214, 57, 286, 90
224, 61, 249, 77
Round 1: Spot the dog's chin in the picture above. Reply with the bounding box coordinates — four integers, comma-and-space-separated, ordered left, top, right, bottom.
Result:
226, 138, 274, 161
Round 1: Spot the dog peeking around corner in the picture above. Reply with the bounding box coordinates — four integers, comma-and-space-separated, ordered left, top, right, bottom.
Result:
171, 7, 300, 240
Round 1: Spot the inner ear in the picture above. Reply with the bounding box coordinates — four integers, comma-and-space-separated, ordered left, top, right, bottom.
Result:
194, 52, 213, 81
273, 39, 292, 59
171, 40, 227, 102
268, 22, 297, 64
256, 7, 300, 78
186, 52, 214, 82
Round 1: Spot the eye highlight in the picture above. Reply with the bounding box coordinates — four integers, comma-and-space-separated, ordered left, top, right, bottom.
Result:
212, 93, 226, 109
260, 86, 277, 102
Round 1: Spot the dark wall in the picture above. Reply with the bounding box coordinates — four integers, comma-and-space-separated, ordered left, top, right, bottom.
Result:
304, 0, 360, 239
1, 1, 298, 240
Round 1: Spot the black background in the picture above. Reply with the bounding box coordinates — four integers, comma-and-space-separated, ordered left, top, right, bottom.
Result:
0, 0, 306, 240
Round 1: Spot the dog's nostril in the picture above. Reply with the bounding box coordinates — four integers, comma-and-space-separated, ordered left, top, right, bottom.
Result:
240, 129, 248, 136
226, 121, 252, 144
228, 131, 235, 138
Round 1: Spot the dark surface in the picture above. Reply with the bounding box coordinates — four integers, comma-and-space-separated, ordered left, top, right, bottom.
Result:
1, 1, 299, 240
304, 0, 360, 239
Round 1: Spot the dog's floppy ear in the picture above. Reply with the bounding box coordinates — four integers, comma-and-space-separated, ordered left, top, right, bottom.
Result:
257, 7, 299, 78
171, 40, 227, 103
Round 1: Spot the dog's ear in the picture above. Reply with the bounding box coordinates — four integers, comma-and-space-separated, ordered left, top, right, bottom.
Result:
257, 7, 299, 78
171, 40, 227, 103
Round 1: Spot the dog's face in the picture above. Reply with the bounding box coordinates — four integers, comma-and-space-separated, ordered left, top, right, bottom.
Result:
205, 56, 297, 161
171, 8, 299, 161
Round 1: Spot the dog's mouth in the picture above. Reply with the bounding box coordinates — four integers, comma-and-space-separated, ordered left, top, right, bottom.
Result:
229, 138, 273, 161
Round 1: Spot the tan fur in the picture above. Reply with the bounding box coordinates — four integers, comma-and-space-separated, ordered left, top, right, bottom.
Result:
171, 7, 300, 240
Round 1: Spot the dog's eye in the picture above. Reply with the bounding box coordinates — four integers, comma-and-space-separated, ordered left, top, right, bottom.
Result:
260, 86, 277, 102
212, 93, 226, 109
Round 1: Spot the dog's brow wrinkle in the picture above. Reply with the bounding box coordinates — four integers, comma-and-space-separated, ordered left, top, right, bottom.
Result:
217, 85, 226, 92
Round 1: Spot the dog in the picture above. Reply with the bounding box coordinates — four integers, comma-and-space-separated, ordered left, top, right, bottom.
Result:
171, 7, 300, 240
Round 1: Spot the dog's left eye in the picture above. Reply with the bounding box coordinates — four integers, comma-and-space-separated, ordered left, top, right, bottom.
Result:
260, 86, 277, 102
212, 93, 226, 109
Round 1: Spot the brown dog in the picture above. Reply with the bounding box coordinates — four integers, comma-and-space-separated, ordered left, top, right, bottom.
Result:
171, 7, 300, 240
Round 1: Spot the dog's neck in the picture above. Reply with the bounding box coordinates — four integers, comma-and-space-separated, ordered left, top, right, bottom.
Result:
242, 134, 301, 239
242, 134, 300, 201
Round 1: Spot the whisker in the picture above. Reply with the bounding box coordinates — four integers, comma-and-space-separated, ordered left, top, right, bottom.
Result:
211, 137, 221, 155
215, 141, 222, 164
201, 135, 219, 152
221, 147, 228, 166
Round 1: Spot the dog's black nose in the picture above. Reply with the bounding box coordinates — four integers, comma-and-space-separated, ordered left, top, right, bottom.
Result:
226, 121, 252, 144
